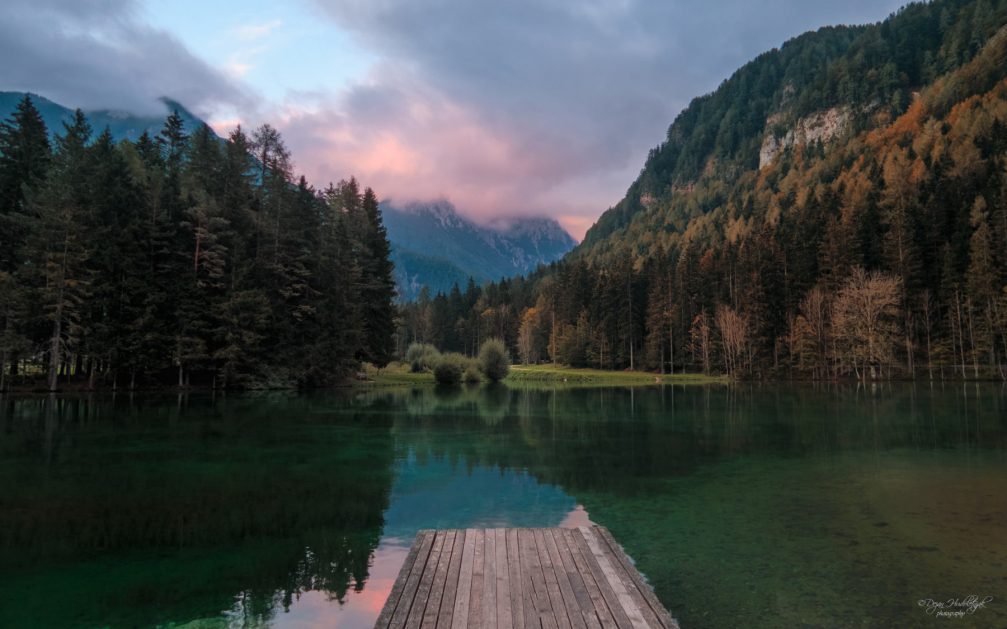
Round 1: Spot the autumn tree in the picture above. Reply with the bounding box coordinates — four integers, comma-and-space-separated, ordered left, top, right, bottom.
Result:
831, 267, 903, 379
716, 304, 750, 377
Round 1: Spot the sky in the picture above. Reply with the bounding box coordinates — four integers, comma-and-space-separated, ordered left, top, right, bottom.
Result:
1, 0, 909, 240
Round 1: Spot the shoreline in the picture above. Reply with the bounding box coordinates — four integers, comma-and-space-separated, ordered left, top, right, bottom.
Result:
4, 362, 1005, 394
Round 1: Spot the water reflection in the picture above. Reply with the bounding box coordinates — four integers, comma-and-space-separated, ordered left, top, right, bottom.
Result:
0, 382, 1004, 628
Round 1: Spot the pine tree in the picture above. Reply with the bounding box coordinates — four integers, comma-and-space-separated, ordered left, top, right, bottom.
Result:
358, 187, 397, 366
0, 95, 51, 385
0, 94, 51, 267
82, 128, 144, 387
23, 113, 94, 390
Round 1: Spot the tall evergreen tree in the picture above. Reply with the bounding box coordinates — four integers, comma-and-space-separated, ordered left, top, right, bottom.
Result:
0, 94, 51, 251
359, 187, 397, 366
23, 112, 94, 390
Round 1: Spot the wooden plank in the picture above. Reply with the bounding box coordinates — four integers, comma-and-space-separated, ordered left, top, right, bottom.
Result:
549, 529, 600, 629
466, 529, 486, 628
578, 527, 650, 629
405, 530, 445, 629
518, 529, 539, 629
435, 531, 461, 627
521, 528, 558, 629
595, 527, 679, 629
450, 530, 477, 629
495, 528, 513, 629
569, 528, 635, 629
559, 528, 620, 629
483, 529, 498, 629
581, 529, 662, 629
420, 530, 457, 629
375, 532, 429, 629
388, 531, 436, 629
541, 527, 587, 629
536, 528, 574, 629
505, 528, 526, 629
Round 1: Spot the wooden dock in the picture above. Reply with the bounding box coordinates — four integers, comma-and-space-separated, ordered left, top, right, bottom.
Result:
375, 526, 678, 629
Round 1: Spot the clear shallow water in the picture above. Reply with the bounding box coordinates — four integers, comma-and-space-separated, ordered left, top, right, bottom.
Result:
0, 383, 1004, 628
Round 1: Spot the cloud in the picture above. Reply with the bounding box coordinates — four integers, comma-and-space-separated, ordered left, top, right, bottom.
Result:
234, 19, 283, 42
0, 0, 910, 240
0, 0, 252, 117
283, 0, 906, 239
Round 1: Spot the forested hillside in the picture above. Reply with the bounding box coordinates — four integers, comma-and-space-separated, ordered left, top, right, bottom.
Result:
0, 95, 396, 390
399, 0, 1007, 380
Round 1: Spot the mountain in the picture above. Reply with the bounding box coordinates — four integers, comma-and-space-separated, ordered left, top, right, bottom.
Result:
0, 91, 211, 143
578, 0, 1007, 263
398, 0, 1007, 378
382, 200, 576, 300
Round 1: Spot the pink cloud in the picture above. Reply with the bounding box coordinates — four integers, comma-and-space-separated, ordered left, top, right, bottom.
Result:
258, 80, 610, 241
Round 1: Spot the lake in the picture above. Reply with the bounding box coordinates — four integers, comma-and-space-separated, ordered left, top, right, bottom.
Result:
0, 383, 1004, 628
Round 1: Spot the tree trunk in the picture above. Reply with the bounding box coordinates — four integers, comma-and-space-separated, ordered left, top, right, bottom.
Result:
48, 315, 62, 392
627, 279, 634, 371
551, 309, 556, 363
48, 235, 71, 393
965, 298, 978, 379
668, 319, 674, 375
954, 291, 967, 378
904, 310, 914, 378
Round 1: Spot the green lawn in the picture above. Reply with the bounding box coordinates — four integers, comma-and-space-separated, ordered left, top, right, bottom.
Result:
358, 362, 435, 385
360, 362, 727, 387
505, 364, 727, 386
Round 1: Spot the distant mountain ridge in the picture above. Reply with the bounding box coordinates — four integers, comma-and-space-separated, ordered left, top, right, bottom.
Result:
0, 91, 211, 142
381, 200, 576, 300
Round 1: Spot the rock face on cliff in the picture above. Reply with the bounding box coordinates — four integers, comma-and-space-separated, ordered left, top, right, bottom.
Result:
758, 107, 851, 168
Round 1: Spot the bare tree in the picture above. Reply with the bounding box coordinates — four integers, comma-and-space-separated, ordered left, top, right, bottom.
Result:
716, 304, 749, 377
831, 267, 902, 379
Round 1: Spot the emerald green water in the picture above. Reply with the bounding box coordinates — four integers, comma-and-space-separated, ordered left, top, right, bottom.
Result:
0, 383, 1004, 628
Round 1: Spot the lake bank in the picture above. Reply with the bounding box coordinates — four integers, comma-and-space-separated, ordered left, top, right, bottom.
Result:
362, 362, 729, 387
3, 361, 1001, 393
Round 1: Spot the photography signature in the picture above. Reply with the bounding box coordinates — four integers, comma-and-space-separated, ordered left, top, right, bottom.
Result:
918, 595, 994, 618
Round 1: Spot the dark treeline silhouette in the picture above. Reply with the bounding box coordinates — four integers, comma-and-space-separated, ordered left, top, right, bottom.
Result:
0, 97, 396, 390
399, 0, 1007, 380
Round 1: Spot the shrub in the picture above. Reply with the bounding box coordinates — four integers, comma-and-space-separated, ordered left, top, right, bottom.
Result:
433, 353, 466, 384
405, 342, 440, 372
462, 361, 482, 383
478, 338, 511, 382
